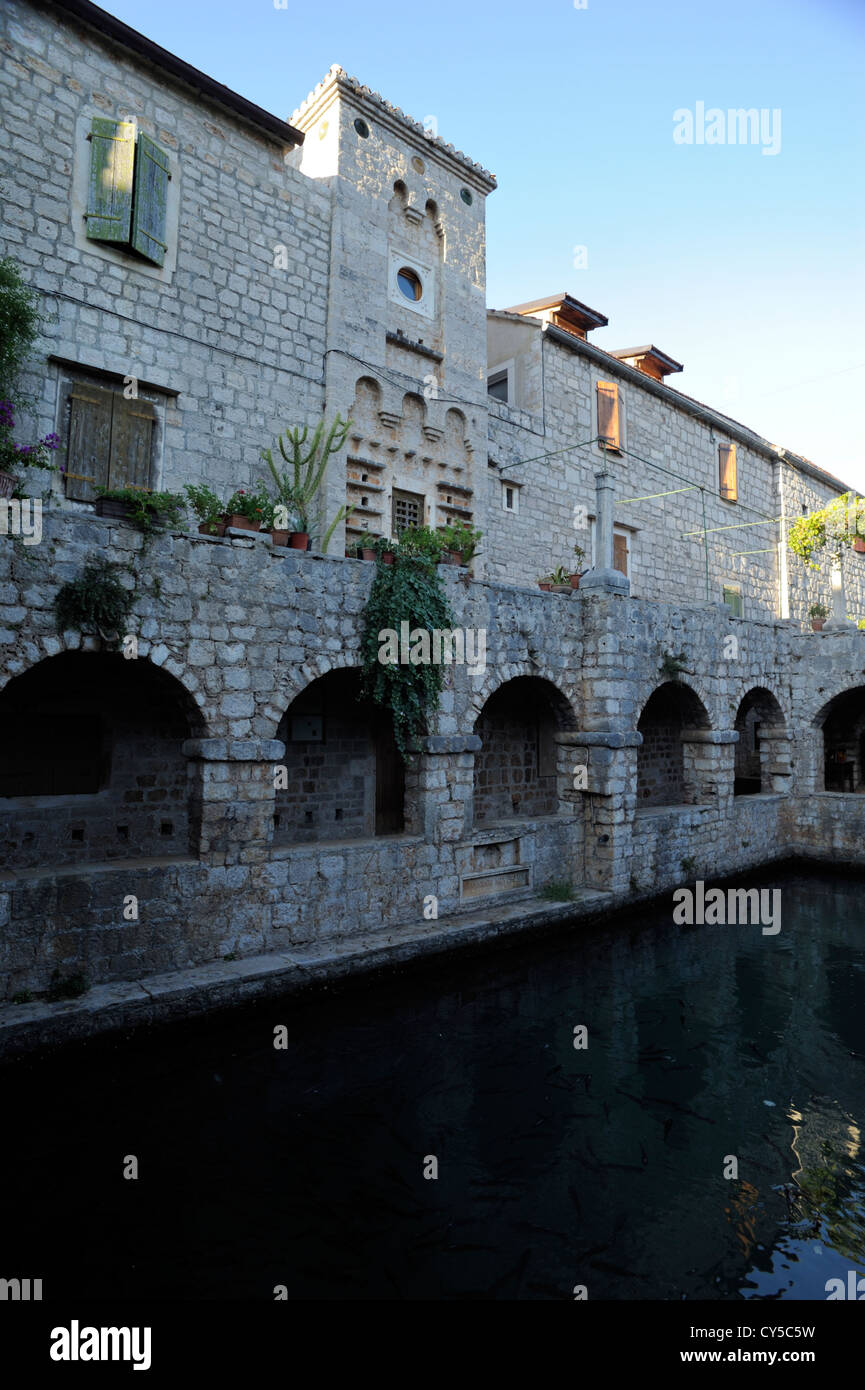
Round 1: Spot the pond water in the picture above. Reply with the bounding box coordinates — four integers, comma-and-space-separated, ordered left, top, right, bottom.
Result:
2, 868, 864, 1300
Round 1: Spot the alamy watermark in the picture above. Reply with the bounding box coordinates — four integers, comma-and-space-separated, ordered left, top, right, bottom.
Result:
672, 880, 781, 935
377, 622, 487, 676
0, 498, 42, 545
673, 103, 781, 156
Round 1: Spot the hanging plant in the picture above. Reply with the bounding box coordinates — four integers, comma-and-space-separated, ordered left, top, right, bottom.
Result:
788, 492, 865, 570
359, 549, 455, 760
53, 555, 135, 648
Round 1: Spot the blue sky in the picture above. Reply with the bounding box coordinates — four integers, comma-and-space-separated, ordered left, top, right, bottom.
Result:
103, 0, 865, 485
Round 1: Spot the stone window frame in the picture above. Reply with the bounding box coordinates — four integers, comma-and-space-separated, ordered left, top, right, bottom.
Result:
487, 359, 515, 405
387, 251, 435, 321
501, 479, 520, 514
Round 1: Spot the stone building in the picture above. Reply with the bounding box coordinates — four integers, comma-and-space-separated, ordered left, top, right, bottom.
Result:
1, 0, 864, 1036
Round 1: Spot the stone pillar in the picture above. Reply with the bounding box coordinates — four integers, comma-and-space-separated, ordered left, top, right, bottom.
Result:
580, 471, 630, 597
680, 728, 738, 806
758, 728, 793, 794
557, 729, 642, 893
825, 553, 851, 629
183, 737, 285, 866
410, 734, 482, 843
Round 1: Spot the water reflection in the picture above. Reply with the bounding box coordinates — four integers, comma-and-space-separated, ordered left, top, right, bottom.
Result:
1, 871, 863, 1299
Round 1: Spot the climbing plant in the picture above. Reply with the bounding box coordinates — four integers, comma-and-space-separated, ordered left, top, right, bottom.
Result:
53, 555, 135, 648
359, 549, 455, 760
0, 256, 46, 404
787, 492, 865, 570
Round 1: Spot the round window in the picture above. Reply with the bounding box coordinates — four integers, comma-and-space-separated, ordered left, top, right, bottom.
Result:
411, 155, 425, 174
397, 267, 422, 302
460, 187, 473, 205
354, 117, 370, 138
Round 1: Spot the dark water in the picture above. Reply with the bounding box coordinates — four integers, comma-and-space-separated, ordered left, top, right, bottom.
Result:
2, 869, 864, 1301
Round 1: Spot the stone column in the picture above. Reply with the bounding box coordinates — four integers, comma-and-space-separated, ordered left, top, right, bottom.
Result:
183, 737, 285, 866
580, 471, 630, 597
825, 553, 851, 629
409, 734, 482, 843
680, 728, 738, 806
758, 728, 793, 793
557, 729, 642, 893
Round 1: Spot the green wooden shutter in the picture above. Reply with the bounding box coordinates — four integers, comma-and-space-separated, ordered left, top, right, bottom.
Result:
107, 396, 156, 490
64, 385, 113, 501
130, 133, 170, 266
86, 119, 136, 244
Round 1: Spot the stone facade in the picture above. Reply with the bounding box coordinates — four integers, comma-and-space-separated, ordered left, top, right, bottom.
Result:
1, 1, 864, 1012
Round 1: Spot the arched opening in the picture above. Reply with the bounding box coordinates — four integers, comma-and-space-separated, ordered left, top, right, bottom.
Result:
473, 676, 576, 826
274, 669, 405, 844
636, 681, 711, 808
0, 652, 204, 870
733, 687, 786, 795
818, 686, 865, 792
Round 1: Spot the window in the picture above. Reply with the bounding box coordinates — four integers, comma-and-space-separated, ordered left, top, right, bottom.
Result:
613, 529, 629, 577
502, 481, 519, 513
722, 583, 743, 617
63, 382, 157, 502
397, 267, 422, 301
488, 369, 509, 403
85, 119, 170, 267
392, 488, 424, 534
719, 442, 737, 501
596, 381, 620, 450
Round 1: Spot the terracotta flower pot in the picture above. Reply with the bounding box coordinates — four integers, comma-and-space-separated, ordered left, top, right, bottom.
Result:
270, 529, 290, 546
538, 581, 552, 591
551, 583, 571, 593
381, 551, 395, 565
0, 470, 18, 500
227, 513, 260, 532
360, 547, 377, 561
569, 573, 581, 589
811, 619, 825, 631
854, 537, 865, 553
289, 531, 309, 550
198, 519, 227, 538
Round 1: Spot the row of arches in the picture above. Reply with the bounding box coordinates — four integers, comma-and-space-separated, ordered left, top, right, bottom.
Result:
1, 657, 864, 870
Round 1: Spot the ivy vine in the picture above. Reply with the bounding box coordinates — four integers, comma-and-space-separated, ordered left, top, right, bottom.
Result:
53, 555, 134, 648
359, 551, 455, 759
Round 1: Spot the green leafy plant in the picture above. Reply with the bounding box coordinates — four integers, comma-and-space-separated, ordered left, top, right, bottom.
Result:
0, 256, 46, 405
440, 518, 482, 565
360, 547, 455, 759
572, 542, 587, 568
546, 565, 571, 586
372, 534, 397, 557
226, 487, 270, 525
680, 856, 697, 875
397, 524, 444, 565
541, 880, 575, 902
53, 554, 134, 647
184, 482, 226, 533
809, 602, 829, 620
261, 413, 356, 550
99, 486, 186, 538
788, 493, 865, 570
661, 649, 690, 679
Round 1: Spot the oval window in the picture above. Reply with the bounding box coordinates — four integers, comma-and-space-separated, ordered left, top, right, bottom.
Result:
397, 267, 422, 302
354, 117, 370, 138
460, 187, 473, 205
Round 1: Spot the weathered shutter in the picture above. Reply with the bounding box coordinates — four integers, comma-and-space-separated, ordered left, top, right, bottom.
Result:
613, 532, 628, 576
719, 442, 737, 501
64, 386, 113, 501
86, 119, 136, 244
130, 133, 170, 266
597, 381, 620, 449
107, 395, 156, 490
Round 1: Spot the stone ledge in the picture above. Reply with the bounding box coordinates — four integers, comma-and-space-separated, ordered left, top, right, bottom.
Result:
0, 889, 610, 1059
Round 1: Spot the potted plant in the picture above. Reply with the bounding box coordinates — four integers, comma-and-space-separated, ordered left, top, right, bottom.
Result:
809, 602, 829, 631
854, 537, 865, 554
397, 524, 444, 566
440, 518, 482, 567
261, 413, 356, 554
225, 488, 268, 533
372, 535, 396, 565
95, 487, 186, 535
549, 565, 572, 593
185, 483, 227, 537
0, 399, 60, 498
570, 543, 587, 588
537, 574, 553, 591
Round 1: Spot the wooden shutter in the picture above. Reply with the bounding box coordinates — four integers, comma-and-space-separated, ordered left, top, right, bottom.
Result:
86, 119, 136, 245
65, 386, 113, 501
719, 442, 737, 501
613, 532, 629, 576
130, 133, 170, 266
597, 381, 620, 449
108, 396, 156, 490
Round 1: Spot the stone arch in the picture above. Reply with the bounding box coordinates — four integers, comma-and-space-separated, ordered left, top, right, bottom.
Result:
270, 651, 364, 735
400, 391, 427, 455
273, 666, 405, 843
814, 684, 865, 792
732, 686, 787, 795
349, 375, 382, 437
636, 680, 712, 808
444, 407, 470, 474
0, 650, 206, 870
472, 674, 578, 826
468, 661, 578, 726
